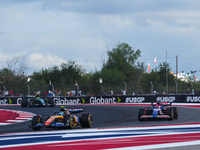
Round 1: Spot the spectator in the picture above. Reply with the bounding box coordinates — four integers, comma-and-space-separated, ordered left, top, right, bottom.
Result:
4, 91, 8, 96
8, 89, 14, 96
79, 90, 82, 96
187, 89, 190, 94
162, 90, 166, 95
153, 90, 157, 95
70, 91, 72, 96
192, 89, 194, 95
122, 90, 126, 96
57, 89, 62, 96
72, 90, 76, 96
67, 91, 70, 96
110, 90, 114, 95
48, 90, 53, 97
44, 91, 48, 96
54, 89, 57, 96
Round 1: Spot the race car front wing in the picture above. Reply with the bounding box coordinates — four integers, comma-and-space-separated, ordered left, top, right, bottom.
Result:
140, 115, 170, 119
30, 122, 70, 128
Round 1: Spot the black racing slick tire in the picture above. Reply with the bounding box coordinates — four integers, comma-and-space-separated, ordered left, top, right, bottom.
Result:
31, 115, 42, 130
28, 102, 32, 107
138, 108, 145, 121
166, 108, 174, 120
172, 107, 178, 119
28, 99, 35, 107
81, 113, 92, 128
64, 115, 75, 129
21, 99, 28, 107
49, 98, 55, 107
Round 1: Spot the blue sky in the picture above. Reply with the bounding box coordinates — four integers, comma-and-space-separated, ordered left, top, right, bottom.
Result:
0, 0, 200, 78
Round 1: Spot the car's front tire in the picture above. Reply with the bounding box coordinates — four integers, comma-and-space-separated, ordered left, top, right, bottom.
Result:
81, 113, 92, 128
31, 115, 42, 130
138, 108, 145, 121
64, 115, 74, 129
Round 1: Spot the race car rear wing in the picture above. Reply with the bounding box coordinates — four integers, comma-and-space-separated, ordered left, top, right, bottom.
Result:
60, 106, 85, 114
151, 102, 172, 106
68, 109, 85, 114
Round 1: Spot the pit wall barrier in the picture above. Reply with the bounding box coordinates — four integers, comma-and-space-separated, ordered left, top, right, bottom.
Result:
0, 95, 200, 105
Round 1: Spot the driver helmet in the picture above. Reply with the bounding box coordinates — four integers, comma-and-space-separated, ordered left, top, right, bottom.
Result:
157, 102, 161, 105
58, 111, 64, 116
66, 110, 70, 114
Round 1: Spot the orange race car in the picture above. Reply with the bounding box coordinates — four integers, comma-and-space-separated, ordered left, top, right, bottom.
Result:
29, 106, 92, 130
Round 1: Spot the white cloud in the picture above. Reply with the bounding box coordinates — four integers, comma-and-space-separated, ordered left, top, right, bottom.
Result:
0, 0, 200, 78
98, 15, 135, 29
26, 52, 66, 72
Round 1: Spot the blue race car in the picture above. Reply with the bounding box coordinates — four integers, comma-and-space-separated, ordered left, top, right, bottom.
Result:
138, 102, 178, 121
21, 97, 55, 107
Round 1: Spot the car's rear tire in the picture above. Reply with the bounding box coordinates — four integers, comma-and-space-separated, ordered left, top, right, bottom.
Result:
138, 108, 145, 121
49, 98, 55, 107
166, 108, 174, 120
81, 113, 92, 128
172, 107, 178, 119
31, 115, 42, 130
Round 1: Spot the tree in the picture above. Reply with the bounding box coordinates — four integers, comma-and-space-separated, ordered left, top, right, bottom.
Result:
60, 60, 83, 84
0, 57, 28, 95
101, 68, 126, 94
30, 60, 85, 95
6, 57, 28, 75
101, 42, 145, 94
104, 42, 141, 72
140, 70, 161, 94
138, 62, 176, 94
156, 61, 175, 87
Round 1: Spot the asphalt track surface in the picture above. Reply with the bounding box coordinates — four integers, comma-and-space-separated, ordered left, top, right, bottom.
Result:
0, 104, 200, 134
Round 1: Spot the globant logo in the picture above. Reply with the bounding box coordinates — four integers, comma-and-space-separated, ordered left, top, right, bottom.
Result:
90, 97, 117, 104
54, 98, 81, 104
17, 98, 22, 104
0, 99, 8, 105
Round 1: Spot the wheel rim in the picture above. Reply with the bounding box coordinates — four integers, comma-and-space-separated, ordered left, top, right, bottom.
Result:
69, 117, 74, 128
88, 115, 92, 126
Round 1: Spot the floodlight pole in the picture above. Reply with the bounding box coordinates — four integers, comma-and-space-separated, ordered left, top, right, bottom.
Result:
27, 76, 30, 96
150, 82, 153, 94
99, 78, 103, 96
75, 82, 79, 96
124, 82, 127, 95
175, 81, 178, 95
27, 85, 30, 96
166, 50, 168, 94
49, 80, 54, 96
3, 86, 6, 97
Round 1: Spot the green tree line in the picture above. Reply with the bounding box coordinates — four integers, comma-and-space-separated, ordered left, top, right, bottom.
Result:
0, 42, 199, 96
